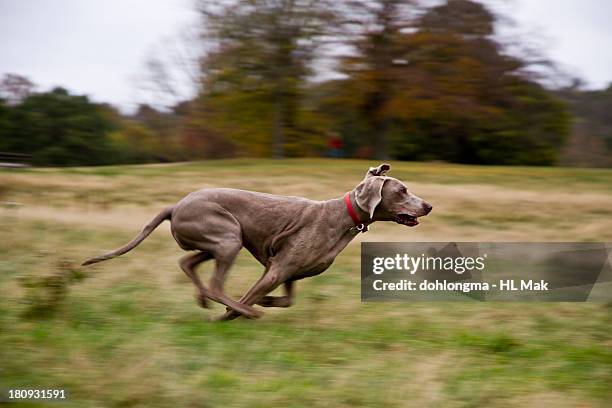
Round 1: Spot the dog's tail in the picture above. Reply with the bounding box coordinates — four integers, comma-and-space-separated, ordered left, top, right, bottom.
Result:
81, 206, 174, 266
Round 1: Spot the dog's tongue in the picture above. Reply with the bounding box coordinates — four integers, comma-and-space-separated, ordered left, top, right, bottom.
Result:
396, 214, 419, 226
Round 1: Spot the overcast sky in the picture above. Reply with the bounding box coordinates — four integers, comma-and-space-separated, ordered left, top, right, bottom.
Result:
1, 0, 611, 112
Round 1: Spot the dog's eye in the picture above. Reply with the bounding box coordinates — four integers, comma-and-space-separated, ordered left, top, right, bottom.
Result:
400, 187, 407, 194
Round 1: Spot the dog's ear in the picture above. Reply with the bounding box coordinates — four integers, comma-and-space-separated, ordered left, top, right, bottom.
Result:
365, 163, 391, 179
355, 176, 388, 219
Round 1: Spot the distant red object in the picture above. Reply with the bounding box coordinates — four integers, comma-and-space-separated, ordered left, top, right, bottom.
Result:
328, 136, 343, 150
327, 136, 344, 158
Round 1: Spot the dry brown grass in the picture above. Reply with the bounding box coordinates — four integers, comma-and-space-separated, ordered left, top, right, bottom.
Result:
1, 159, 611, 407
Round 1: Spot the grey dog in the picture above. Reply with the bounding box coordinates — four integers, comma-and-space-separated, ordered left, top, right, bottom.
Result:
82, 164, 432, 321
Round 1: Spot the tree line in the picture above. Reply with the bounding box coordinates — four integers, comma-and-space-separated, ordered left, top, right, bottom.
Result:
1, 0, 608, 166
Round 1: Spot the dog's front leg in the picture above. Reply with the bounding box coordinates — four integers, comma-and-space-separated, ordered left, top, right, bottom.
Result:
256, 280, 294, 308
211, 263, 289, 322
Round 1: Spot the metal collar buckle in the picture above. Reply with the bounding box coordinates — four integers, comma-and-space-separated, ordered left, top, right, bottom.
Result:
352, 223, 368, 233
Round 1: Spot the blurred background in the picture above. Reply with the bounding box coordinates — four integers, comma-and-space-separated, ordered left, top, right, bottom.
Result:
1, 1, 611, 407
1, 0, 611, 167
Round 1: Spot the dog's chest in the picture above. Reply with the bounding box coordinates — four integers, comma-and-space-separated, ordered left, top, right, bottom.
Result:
290, 228, 355, 280
292, 258, 335, 280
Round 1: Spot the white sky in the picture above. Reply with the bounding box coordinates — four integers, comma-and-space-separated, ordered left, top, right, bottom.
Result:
1, 0, 611, 112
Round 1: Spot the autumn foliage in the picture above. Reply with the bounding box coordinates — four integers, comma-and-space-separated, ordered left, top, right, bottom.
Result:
1, 0, 599, 166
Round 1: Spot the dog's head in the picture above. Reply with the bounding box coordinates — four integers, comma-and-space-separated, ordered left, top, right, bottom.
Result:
354, 164, 432, 227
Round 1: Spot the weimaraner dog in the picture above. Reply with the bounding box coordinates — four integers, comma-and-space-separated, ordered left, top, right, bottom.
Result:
83, 164, 432, 321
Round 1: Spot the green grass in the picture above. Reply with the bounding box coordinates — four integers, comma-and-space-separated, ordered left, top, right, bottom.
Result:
1, 159, 612, 407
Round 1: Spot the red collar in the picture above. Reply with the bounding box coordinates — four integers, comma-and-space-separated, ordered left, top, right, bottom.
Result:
344, 192, 368, 233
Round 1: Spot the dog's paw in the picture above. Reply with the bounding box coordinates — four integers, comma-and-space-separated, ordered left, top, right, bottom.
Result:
196, 293, 210, 309
223, 304, 263, 320
236, 305, 263, 319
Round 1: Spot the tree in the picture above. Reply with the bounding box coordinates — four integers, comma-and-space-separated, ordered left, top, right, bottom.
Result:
0, 73, 35, 105
337, 0, 418, 160
0, 88, 117, 166
196, 0, 334, 158
0, 98, 11, 147
331, 0, 569, 164
557, 84, 612, 167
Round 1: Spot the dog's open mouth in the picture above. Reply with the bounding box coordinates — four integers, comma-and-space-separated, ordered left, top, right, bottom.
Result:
395, 213, 419, 227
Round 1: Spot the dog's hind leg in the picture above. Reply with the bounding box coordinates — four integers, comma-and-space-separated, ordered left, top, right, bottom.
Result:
206, 240, 263, 319
179, 251, 214, 308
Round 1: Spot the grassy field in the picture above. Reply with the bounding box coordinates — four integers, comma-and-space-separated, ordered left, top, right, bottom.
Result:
1, 159, 611, 407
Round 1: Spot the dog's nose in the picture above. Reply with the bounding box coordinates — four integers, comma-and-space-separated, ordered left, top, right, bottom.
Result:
422, 202, 433, 214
